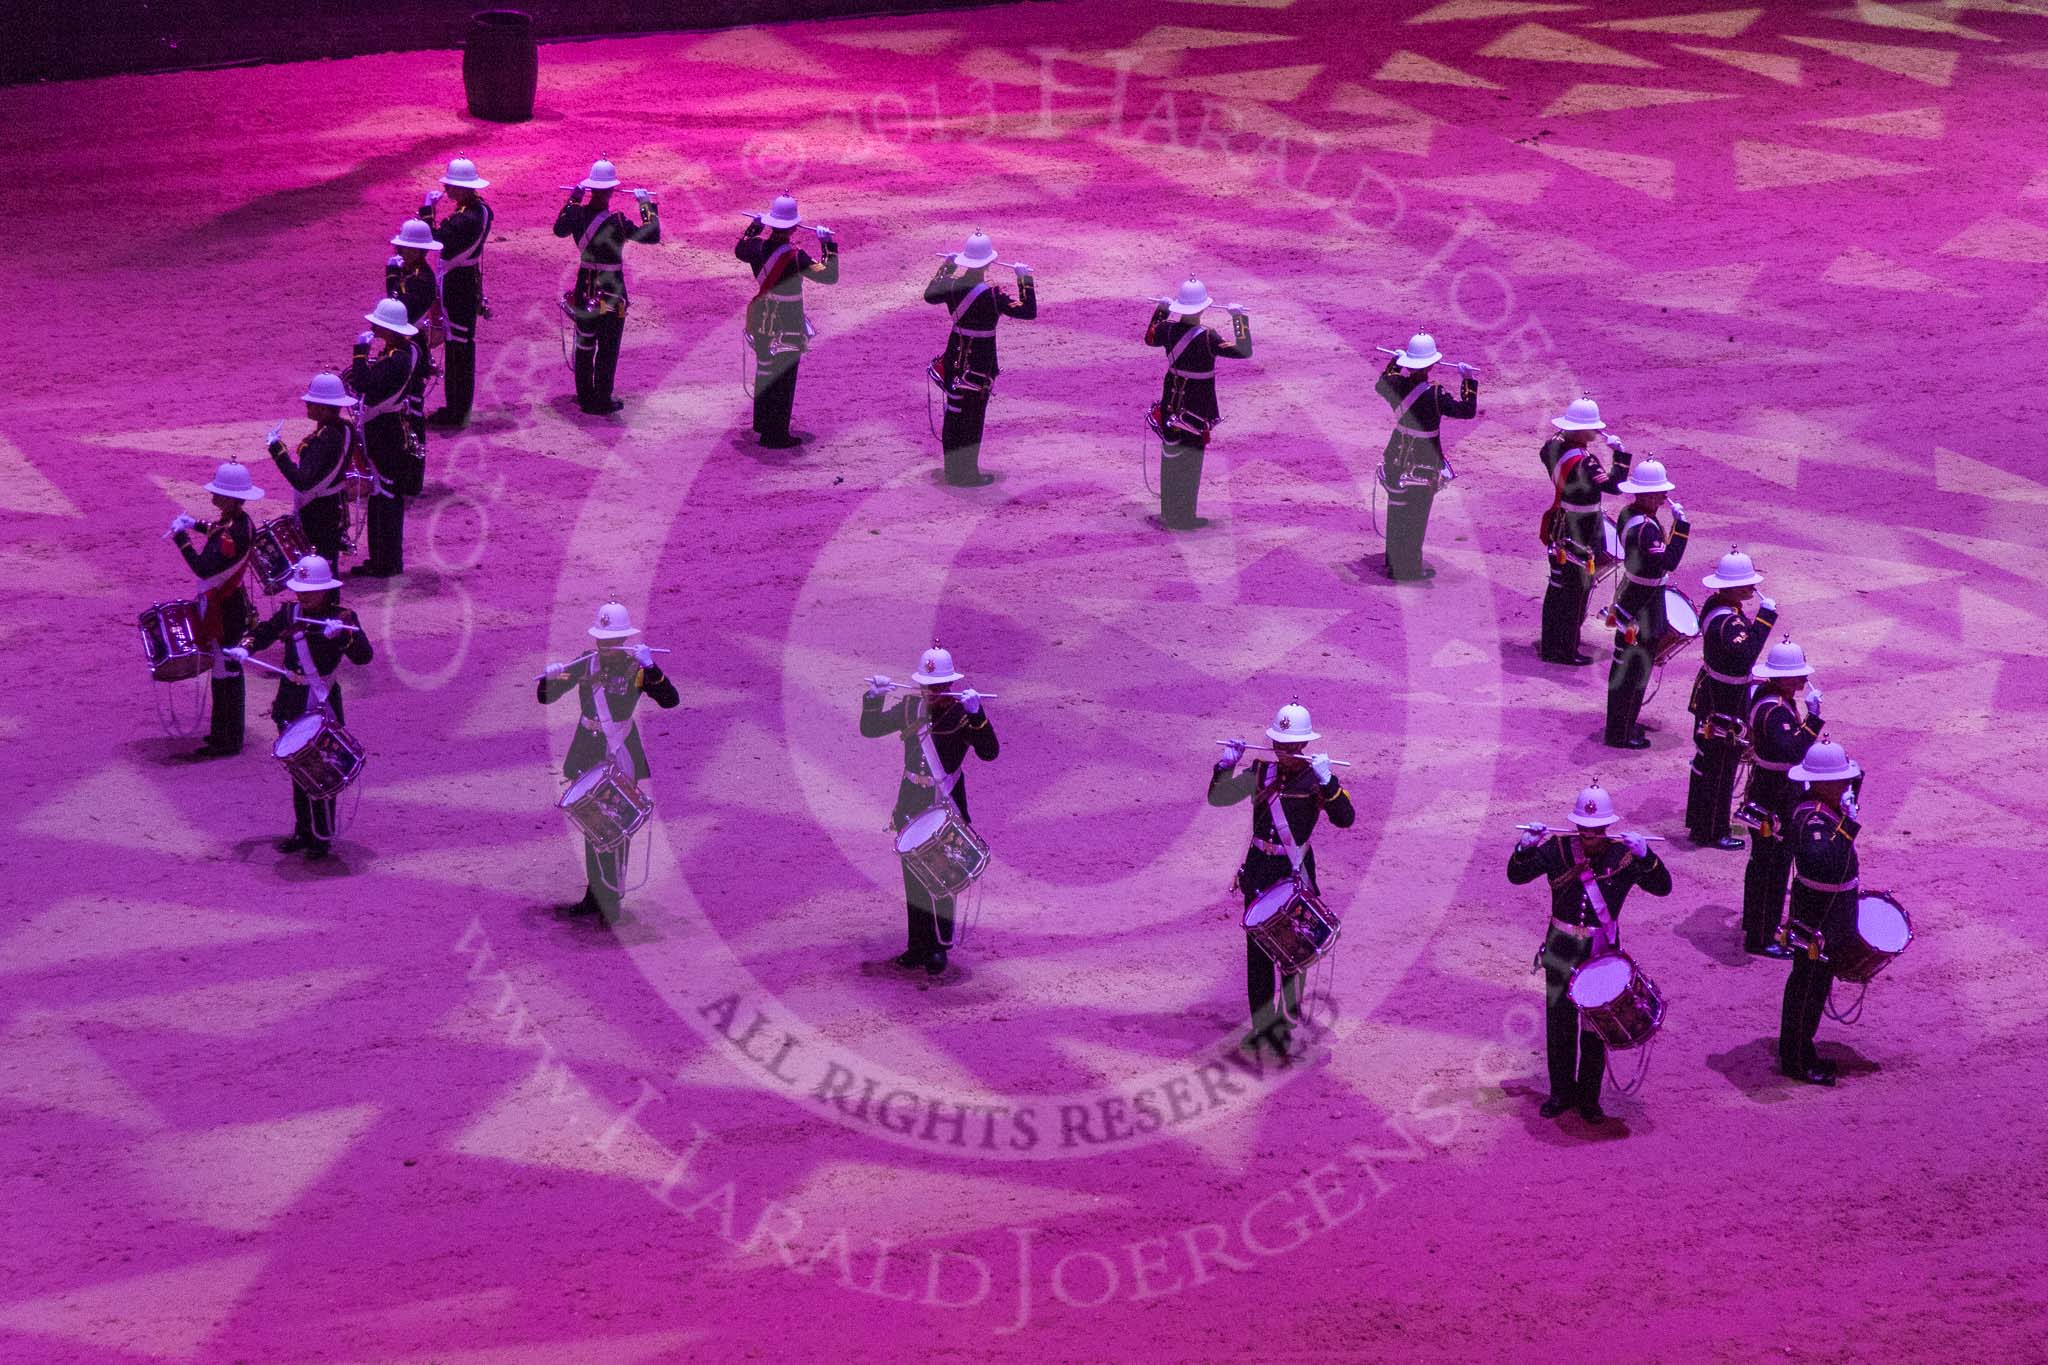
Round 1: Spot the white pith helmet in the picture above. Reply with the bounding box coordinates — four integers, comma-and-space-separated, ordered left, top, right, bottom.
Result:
441, 157, 489, 189
1395, 332, 1442, 369
1751, 640, 1814, 681
580, 159, 621, 190
300, 372, 354, 408
286, 554, 341, 592
763, 193, 801, 229
203, 461, 266, 501
1790, 741, 1861, 784
1702, 549, 1763, 590
953, 231, 997, 268
1569, 783, 1620, 829
1617, 458, 1675, 494
587, 601, 640, 639
911, 647, 965, 686
1168, 278, 1212, 316
1551, 397, 1607, 432
1265, 702, 1319, 744
390, 218, 442, 251
364, 297, 419, 336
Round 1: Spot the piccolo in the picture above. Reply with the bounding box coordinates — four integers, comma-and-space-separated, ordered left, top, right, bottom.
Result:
1215, 741, 1352, 767
1515, 823, 1666, 841
1376, 346, 1478, 374
297, 617, 364, 633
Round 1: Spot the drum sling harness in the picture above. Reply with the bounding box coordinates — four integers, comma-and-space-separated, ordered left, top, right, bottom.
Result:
913, 713, 963, 810
288, 612, 337, 715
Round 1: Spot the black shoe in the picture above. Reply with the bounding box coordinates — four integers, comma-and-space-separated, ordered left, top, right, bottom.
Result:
1540, 1097, 1572, 1119
925, 949, 948, 976
1607, 735, 1652, 750
1568, 653, 1595, 666
1783, 1063, 1836, 1086
277, 832, 310, 853
894, 949, 924, 969
760, 433, 803, 449
1693, 834, 1745, 851
1760, 941, 1794, 960
946, 473, 997, 487
426, 408, 465, 429
1161, 515, 1210, 530
304, 841, 330, 861
187, 742, 239, 761
1578, 1102, 1608, 1125
553, 896, 601, 919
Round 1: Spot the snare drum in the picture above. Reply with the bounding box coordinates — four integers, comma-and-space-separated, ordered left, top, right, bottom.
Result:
1654, 587, 1702, 666
250, 514, 314, 594
1242, 878, 1342, 974
138, 601, 206, 682
1829, 891, 1913, 984
1566, 953, 1665, 1050
896, 804, 991, 900
557, 763, 654, 851
273, 713, 367, 798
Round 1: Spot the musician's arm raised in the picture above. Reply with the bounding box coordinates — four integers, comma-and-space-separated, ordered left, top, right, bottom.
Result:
1207, 760, 1257, 807
1440, 373, 1478, 420
246, 606, 289, 653
340, 609, 374, 666
1004, 276, 1037, 321
923, 262, 955, 305
628, 202, 660, 246
640, 664, 681, 709
1143, 303, 1170, 347
1632, 848, 1673, 897
551, 201, 580, 239
806, 240, 840, 285
966, 711, 999, 761
859, 691, 908, 737
1373, 356, 1403, 404
1215, 312, 1252, 359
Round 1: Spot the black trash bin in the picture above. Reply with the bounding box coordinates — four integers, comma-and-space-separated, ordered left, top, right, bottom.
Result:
463, 10, 537, 123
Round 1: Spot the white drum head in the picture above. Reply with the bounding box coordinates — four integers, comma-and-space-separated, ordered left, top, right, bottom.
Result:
1243, 879, 1295, 929
559, 765, 610, 809
1663, 588, 1700, 636
896, 806, 949, 854
1856, 895, 1911, 952
1569, 954, 1634, 1008
274, 714, 323, 758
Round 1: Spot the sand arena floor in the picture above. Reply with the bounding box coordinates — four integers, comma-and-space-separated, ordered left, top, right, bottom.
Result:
2, 1, 2047, 1360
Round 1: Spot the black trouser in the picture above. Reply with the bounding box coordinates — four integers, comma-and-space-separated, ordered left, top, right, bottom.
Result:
1159, 438, 1206, 527
753, 345, 800, 438
301, 497, 344, 566
902, 863, 957, 957
367, 491, 406, 574
441, 267, 480, 419
207, 663, 244, 752
1542, 930, 1606, 1105
584, 838, 629, 919
1686, 729, 1743, 840
941, 381, 990, 482
1382, 478, 1436, 578
1743, 828, 1794, 948
574, 309, 626, 405
1240, 851, 1315, 1040
1541, 506, 1600, 658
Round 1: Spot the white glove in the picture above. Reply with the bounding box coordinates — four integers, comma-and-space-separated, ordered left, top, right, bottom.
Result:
1454, 361, 1476, 377
1669, 500, 1688, 523
1309, 754, 1334, 784
319, 620, 344, 640
225, 645, 250, 661
169, 513, 197, 535
355, 330, 373, 348
266, 421, 285, 447
631, 644, 655, 668
1803, 683, 1823, 716
865, 674, 893, 698
1758, 595, 1777, 613
544, 661, 569, 679
1622, 831, 1650, 858
1605, 435, 1626, 454
1224, 303, 1248, 316
1012, 263, 1032, 277
633, 188, 652, 205
957, 688, 983, 715
1840, 788, 1859, 821
1218, 739, 1246, 768
1518, 828, 1544, 849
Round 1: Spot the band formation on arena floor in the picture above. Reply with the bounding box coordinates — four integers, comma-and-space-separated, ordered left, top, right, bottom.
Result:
137, 156, 1911, 1134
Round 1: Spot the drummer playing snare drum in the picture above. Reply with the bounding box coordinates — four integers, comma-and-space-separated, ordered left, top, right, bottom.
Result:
1604, 459, 1691, 750
860, 647, 998, 977
226, 554, 373, 861
1209, 702, 1355, 1062
1507, 784, 1671, 1126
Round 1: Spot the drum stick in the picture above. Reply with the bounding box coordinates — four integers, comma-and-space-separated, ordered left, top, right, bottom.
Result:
867, 681, 998, 699
298, 617, 364, 633
1515, 822, 1666, 841
532, 646, 672, 682
1375, 345, 1478, 375
1215, 741, 1352, 767
233, 654, 297, 679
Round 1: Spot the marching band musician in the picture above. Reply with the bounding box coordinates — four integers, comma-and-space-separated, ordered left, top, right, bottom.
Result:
738, 194, 839, 449
924, 232, 1035, 486
1374, 333, 1477, 582
553, 160, 660, 415
859, 647, 999, 976
1603, 458, 1690, 749
385, 218, 441, 454
1686, 550, 1778, 849
225, 554, 373, 860
347, 298, 423, 578
538, 602, 680, 924
1741, 641, 1824, 958
267, 372, 358, 565
1209, 703, 1354, 1060
1537, 399, 1632, 665
1507, 784, 1671, 1126
167, 461, 265, 759
1145, 279, 1250, 531
424, 158, 493, 429
1779, 741, 1865, 1086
